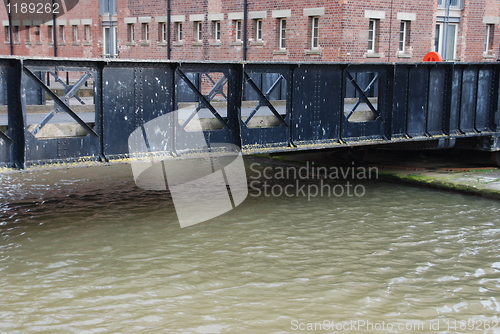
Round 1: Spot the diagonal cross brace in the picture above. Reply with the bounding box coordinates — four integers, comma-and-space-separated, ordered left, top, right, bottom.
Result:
176, 69, 230, 130
244, 74, 284, 125
204, 73, 228, 100
23, 67, 99, 138
0, 130, 13, 144
181, 75, 228, 129
31, 111, 55, 135
48, 70, 67, 87
347, 74, 378, 117
264, 74, 284, 97
49, 71, 87, 105
31, 74, 92, 135
64, 72, 91, 104
243, 72, 288, 127
345, 71, 379, 120
244, 104, 262, 126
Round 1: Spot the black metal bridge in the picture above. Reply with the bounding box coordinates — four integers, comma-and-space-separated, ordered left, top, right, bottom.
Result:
0, 57, 499, 169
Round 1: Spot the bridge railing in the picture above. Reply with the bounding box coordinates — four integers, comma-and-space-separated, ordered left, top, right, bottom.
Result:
0, 58, 498, 169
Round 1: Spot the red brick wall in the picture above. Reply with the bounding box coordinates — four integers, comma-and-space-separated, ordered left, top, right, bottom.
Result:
0, 0, 101, 57
338, 0, 437, 62
460, 0, 499, 61
0, 0, 498, 62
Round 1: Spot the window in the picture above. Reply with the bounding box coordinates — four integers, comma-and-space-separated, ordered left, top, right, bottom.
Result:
72, 25, 78, 43
59, 25, 65, 42
368, 19, 378, 52
141, 23, 149, 41
127, 23, 134, 42
435, 23, 457, 60
100, 0, 116, 15
484, 24, 495, 54
212, 21, 221, 41
13, 25, 19, 43
399, 21, 410, 52
311, 17, 319, 49
35, 25, 41, 43
25, 26, 31, 43
279, 18, 286, 49
196, 21, 203, 42
84, 25, 91, 42
158, 22, 166, 42
235, 20, 242, 41
434, 24, 440, 52
255, 19, 263, 41
103, 26, 118, 56
176, 22, 183, 42
4, 26, 9, 42
48, 26, 53, 42
437, 0, 462, 9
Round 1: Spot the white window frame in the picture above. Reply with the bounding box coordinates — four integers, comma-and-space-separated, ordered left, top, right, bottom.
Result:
35, 25, 41, 43
212, 20, 221, 41
13, 25, 19, 42
196, 21, 203, 42
84, 25, 91, 42
127, 23, 134, 42
4, 26, 9, 42
311, 16, 319, 49
58, 25, 65, 43
235, 20, 242, 41
399, 21, 409, 52
72, 25, 78, 43
48, 25, 53, 43
437, 0, 463, 10
100, 0, 117, 15
255, 19, 263, 41
25, 26, 31, 43
176, 22, 183, 42
103, 26, 118, 57
435, 24, 440, 53
141, 23, 149, 41
484, 24, 494, 54
158, 22, 166, 42
435, 22, 458, 60
368, 19, 378, 52
279, 18, 286, 49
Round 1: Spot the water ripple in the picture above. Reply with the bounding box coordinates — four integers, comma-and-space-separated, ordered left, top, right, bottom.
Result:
0, 162, 499, 332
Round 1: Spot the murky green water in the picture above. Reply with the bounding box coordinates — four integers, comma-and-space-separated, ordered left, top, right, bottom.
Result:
1, 158, 500, 333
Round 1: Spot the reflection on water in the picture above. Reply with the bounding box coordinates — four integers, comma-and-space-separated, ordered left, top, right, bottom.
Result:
1, 159, 500, 333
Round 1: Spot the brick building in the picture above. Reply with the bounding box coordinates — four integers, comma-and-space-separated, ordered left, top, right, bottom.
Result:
0, 0, 498, 62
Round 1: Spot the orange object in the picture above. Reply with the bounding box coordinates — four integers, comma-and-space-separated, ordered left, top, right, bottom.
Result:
423, 51, 443, 62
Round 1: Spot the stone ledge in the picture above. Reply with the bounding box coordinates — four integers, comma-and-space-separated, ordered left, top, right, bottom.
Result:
273, 50, 287, 55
